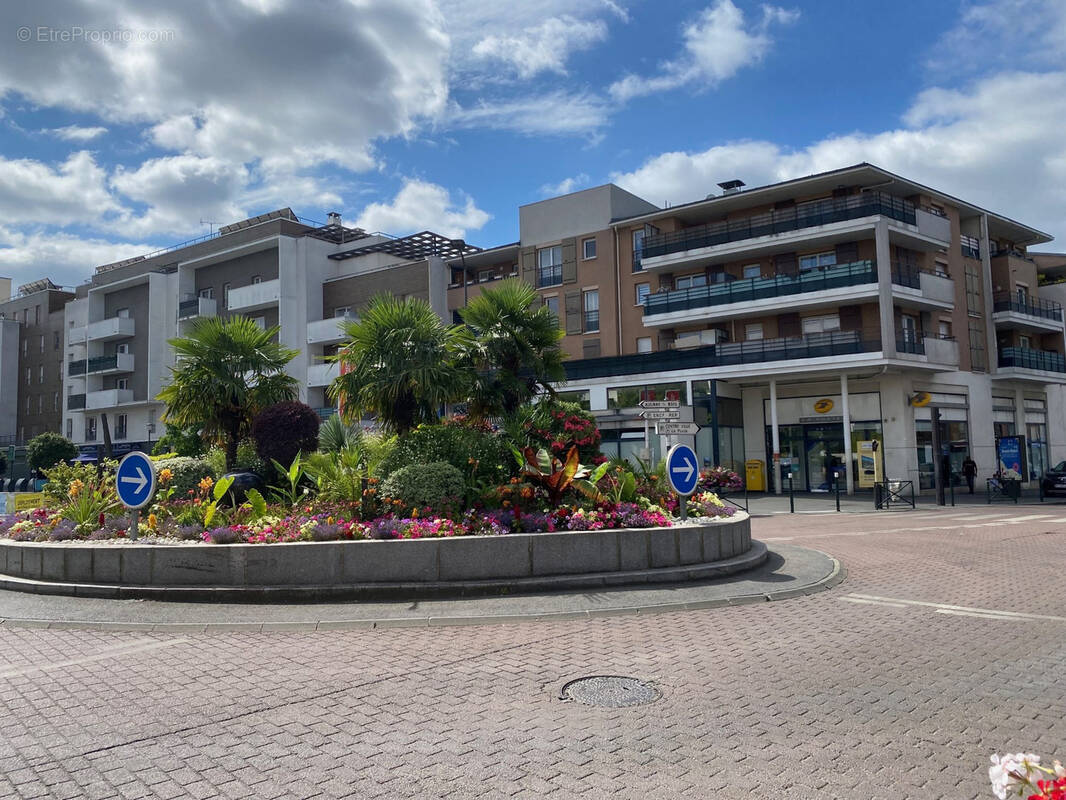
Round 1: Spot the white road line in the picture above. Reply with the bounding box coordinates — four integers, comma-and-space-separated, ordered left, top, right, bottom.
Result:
996, 514, 1054, 524
839, 597, 908, 608
935, 609, 1022, 622
845, 594, 1066, 623
0, 638, 190, 679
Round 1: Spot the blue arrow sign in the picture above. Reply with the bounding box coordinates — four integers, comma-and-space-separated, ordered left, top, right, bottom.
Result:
115, 451, 157, 510
665, 443, 699, 496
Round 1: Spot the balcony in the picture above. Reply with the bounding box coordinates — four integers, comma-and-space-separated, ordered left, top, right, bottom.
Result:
178, 297, 217, 321
640, 192, 917, 271
67, 394, 86, 410
997, 347, 1066, 379
315, 407, 338, 420
564, 329, 881, 381
227, 278, 280, 312
85, 353, 135, 375
961, 235, 981, 260
307, 314, 357, 345
87, 316, 135, 341
894, 334, 960, 368
891, 262, 956, 310
68, 327, 87, 345
307, 362, 340, 387
86, 388, 134, 409
992, 294, 1064, 333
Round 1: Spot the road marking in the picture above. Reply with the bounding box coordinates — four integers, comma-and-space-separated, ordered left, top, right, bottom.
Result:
0, 638, 190, 679
844, 593, 1066, 623
839, 597, 908, 608
997, 514, 1054, 524
935, 609, 1021, 622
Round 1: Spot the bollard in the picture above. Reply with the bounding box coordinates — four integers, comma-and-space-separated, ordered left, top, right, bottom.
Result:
789, 473, 795, 514
835, 475, 841, 512
950, 476, 955, 507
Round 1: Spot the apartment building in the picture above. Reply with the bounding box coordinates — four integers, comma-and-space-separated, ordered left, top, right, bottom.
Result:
478, 163, 1064, 494
0, 279, 76, 445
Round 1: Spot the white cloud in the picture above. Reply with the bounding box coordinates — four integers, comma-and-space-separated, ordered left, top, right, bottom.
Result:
540, 174, 590, 197
354, 179, 490, 239
0, 225, 155, 288
43, 125, 108, 142
451, 90, 610, 136
611, 70, 1066, 244
471, 16, 608, 79
609, 0, 798, 102
0, 151, 121, 226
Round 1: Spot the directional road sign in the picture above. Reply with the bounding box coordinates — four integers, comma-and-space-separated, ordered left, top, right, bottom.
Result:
665, 443, 700, 496
657, 422, 701, 435
640, 409, 681, 420
115, 451, 157, 510
638, 400, 680, 409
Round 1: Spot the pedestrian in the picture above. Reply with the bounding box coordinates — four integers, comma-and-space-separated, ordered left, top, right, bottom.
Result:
962, 455, 977, 494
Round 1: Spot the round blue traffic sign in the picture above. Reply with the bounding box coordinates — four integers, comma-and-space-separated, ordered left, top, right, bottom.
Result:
665, 444, 699, 496
115, 451, 157, 509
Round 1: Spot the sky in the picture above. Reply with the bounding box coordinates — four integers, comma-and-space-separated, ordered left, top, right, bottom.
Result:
0, 0, 1064, 289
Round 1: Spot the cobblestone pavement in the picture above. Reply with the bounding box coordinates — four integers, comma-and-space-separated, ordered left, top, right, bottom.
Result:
1, 507, 1065, 799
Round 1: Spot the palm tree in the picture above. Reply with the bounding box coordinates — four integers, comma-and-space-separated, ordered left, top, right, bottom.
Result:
158, 317, 299, 471
330, 295, 465, 434
458, 278, 566, 417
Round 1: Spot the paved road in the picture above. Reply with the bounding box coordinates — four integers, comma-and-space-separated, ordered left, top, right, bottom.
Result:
1, 507, 1064, 799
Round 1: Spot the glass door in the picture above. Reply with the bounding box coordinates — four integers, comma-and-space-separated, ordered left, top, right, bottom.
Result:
805, 427, 844, 492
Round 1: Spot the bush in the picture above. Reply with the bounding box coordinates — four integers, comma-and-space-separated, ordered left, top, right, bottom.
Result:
380, 462, 464, 509
206, 439, 264, 477
26, 432, 77, 472
507, 400, 602, 464
0, 451, 6, 476
155, 457, 216, 498
152, 423, 205, 457
41, 460, 117, 506
252, 402, 321, 469
379, 421, 512, 484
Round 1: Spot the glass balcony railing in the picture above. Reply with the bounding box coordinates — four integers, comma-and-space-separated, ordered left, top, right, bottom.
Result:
993, 294, 1063, 321
68, 360, 87, 376
998, 347, 1066, 373
641, 192, 916, 262
564, 330, 881, 381
67, 394, 86, 410
643, 260, 877, 316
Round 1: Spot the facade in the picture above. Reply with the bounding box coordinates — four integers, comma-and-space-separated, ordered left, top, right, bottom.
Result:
1, 161, 1063, 495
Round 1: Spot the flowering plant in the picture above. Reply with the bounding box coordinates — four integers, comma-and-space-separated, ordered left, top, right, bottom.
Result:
989, 753, 1065, 799
686, 491, 737, 519
698, 466, 743, 493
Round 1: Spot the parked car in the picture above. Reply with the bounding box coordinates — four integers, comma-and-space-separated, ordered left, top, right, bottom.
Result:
1041, 461, 1066, 496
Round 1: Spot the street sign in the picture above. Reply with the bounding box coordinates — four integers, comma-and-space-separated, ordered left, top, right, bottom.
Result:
639, 400, 680, 409
665, 443, 700, 496
657, 422, 700, 435
640, 409, 681, 420
115, 451, 157, 510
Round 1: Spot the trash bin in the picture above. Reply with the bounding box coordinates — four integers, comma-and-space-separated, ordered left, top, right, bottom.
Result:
745, 459, 765, 492
1005, 479, 1021, 499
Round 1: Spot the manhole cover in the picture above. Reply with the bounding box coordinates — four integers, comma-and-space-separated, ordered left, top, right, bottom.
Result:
561, 676, 661, 707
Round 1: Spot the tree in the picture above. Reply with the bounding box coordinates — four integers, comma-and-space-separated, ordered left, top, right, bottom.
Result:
252, 401, 320, 469
330, 295, 465, 435
151, 422, 206, 457
457, 278, 566, 417
158, 317, 298, 471
27, 432, 77, 472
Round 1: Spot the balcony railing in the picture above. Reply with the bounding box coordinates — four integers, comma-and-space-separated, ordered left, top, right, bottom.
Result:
583, 310, 600, 332
641, 192, 916, 262
564, 329, 881, 381
998, 347, 1066, 373
993, 293, 1063, 321
67, 394, 86, 410
643, 260, 877, 316
68, 360, 87, 376
85, 353, 134, 374
896, 334, 925, 355
961, 235, 981, 260
178, 296, 217, 320
537, 266, 562, 288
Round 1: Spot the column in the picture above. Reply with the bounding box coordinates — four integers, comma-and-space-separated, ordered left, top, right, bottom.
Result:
770, 379, 781, 494
841, 373, 853, 494
1015, 386, 1027, 484
874, 219, 896, 358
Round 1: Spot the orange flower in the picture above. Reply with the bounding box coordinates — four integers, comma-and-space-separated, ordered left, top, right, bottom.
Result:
198, 476, 214, 493
158, 468, 173, 485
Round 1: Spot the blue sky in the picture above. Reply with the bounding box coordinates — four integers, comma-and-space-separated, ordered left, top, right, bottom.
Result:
0, 0, 1064, 288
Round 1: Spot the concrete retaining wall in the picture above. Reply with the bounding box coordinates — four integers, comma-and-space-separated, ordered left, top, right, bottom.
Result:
0, 515, 756, 599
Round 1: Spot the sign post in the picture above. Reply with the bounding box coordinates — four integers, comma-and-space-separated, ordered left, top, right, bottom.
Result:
639, 399, 681, 467
665, 443, 700, 521
114, 451, 157, 540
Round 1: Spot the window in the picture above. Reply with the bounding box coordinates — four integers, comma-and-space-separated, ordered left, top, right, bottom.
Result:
635, 283, 650, 306
251, 275, 263, 285
34, 305, 40, 325
117, 343, 129, 354
1017, 284, 1029, 304
54, 331, 60, 350
39, 334, 45, 353
117, 307, 130, 319
116, 378, 129, 390
799, 252, 836, 271
632, 229, 645, 272
938, 320, 952, 339
477, 269, 494, 282
221, 284, 230, 307
53, 392, 58, 412
251, 316, 266, 330
22, 339, 27, 356
582, 238, 597, 260
745, 323, 764, 341
334, 306, 352, 318
85, 416, 97, 442
543, 295, 559, 321
1019, 334, 1032, 349
801, 314, 840, 334
743, 264, 762, 279
66, 419, 73, 438
38, 396, 43, 413
38, 365, 44, 384
199, 287, 214, 299
583, 290, 599, 333
25, 367, 31, 386
900, 314, 919, 344
636, 337, 652, 353
26, 396, 31, 413
675, 274, 708, 290
536, 246, 563, 287
115, 414, 127, 440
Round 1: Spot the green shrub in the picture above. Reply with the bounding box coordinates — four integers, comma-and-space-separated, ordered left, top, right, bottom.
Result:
152, 423, 205, 457
27, 432, 78, 472
42, 460, 117, 506
380, 462, 464, 509
155, 456, 216, 497
379, 422, 512, 484
205, 439, 264, 477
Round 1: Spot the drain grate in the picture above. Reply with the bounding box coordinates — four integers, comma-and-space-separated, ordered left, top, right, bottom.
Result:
561, 676, 661, 707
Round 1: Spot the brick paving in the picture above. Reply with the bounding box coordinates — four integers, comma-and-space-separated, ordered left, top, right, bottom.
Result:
1, 509, 1065, 798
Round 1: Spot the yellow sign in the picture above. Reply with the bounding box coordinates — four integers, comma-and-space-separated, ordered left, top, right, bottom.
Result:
813, 398, 834, 414
910, 391, 932, 407
13, 493, 45, 511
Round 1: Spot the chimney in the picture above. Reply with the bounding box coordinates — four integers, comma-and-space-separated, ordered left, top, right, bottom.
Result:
327, 211, 342, 227
717, 179, 745, 196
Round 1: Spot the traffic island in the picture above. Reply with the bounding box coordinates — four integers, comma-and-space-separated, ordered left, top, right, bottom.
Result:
0, 514, 759, 601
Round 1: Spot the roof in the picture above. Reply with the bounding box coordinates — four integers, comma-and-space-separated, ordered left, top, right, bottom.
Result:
329, 231, 482, 262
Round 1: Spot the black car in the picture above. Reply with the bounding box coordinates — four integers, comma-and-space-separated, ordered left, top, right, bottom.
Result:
1041, 461, 1066, 496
